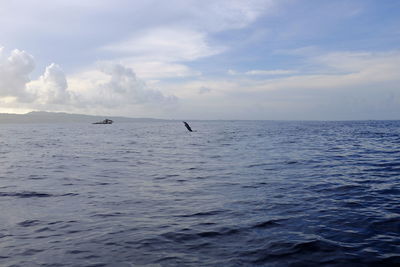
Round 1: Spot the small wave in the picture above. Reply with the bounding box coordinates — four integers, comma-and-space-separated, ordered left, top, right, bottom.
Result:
17, 220, 42, 227
161, 231, 194, 242
250, 239, 345, 264
197, 231, 221, 238
161, 227, 240, 242
152, 173, 181, 180
369, 161, 400, 167
35, 227, 53, 233
314, 184, 368, 194
369, 217, 400, 234
377, 187, 400, 195
84, 263, 107, 267
366, 167, 400, 172
176, 210, 226, 217
0, 233, 11, 239
242, 184, 259, 189
91, 212, 126, 218
47, 221, 64, 225
61, 193, 79, 196
67, 250, 90, 255
155, 256, 181, 264
0, 191, 53, 198
19, 248, 44, 256
94, 158, 127, 163
253, 219, 285, 229
90, 181, 111, 185
165, 174, 180, 178
247, 163, 270, 168
0, 191, 78, 198
28, 174, 47, 180
341, 201, 365, 208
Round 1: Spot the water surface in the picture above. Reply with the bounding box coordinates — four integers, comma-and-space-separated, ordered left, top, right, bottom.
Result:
0, 121, 399, 266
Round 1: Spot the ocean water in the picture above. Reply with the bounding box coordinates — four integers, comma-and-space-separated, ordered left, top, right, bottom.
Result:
0, 120, 399, 266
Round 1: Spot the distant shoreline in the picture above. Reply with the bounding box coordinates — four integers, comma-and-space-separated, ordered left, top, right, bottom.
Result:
0, 111, 167, 124
0, 111, 399, 123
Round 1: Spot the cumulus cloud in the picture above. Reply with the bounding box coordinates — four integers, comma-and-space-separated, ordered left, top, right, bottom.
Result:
0, 46, 177, 114
0, 47, 35, 101
98, 63, 178, 105
69, 63, 178, 109
0, 47, 73, 107
28, 63, 71, 105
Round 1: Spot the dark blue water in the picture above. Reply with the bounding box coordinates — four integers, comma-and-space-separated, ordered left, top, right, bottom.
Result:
0, 121, 399, 266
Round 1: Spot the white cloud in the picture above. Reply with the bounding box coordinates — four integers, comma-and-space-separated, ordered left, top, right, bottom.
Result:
98, 63, 178, 105
313, 51, 400, 76
69, 63, 178, 109
228, 69, 298, 76
120, 60, 201, 79
181, 0, 276, 32
0, 46, 178, 115
96, 1, 277, 80
225, 51, 400, 93
1, 1, 278, 83
102, 27, 225, 62
160, 50, 400, 119
162, 79, 238, 99
28, 63, 71, 105
0, 48, 35, 102
227, 69, 238, 75
245, 69, 298, 75
0, 0, 274, 37
100, 26, 225, 80
0, 48, 73, 107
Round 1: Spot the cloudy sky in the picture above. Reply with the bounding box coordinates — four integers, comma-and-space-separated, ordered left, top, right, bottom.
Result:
0, 0, 399, 120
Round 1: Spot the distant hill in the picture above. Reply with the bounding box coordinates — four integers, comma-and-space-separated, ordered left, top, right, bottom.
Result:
0, 111, 167, 123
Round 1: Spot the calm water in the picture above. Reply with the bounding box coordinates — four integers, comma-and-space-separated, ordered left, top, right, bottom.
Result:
0, 121, 399, 266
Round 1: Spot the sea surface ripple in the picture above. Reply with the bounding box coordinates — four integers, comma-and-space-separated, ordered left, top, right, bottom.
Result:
0, 121, 399, 266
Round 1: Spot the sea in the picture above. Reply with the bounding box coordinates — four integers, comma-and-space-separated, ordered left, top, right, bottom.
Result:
0, 120, 399, 266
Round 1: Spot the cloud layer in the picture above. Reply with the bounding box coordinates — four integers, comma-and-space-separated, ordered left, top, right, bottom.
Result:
0, 47, 178, 115
102, 28, 224, 62
163, 50, 400, 120
81, 63, 178, 108
1, 1, 399, 119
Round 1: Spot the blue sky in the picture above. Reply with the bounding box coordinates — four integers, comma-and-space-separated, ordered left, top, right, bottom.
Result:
0, 0, 399, 119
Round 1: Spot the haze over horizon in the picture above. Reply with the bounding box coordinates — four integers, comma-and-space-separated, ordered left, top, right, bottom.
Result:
1, 0, 399, 120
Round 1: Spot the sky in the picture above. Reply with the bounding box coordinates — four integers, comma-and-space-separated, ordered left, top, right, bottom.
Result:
0, 0, 399, 120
